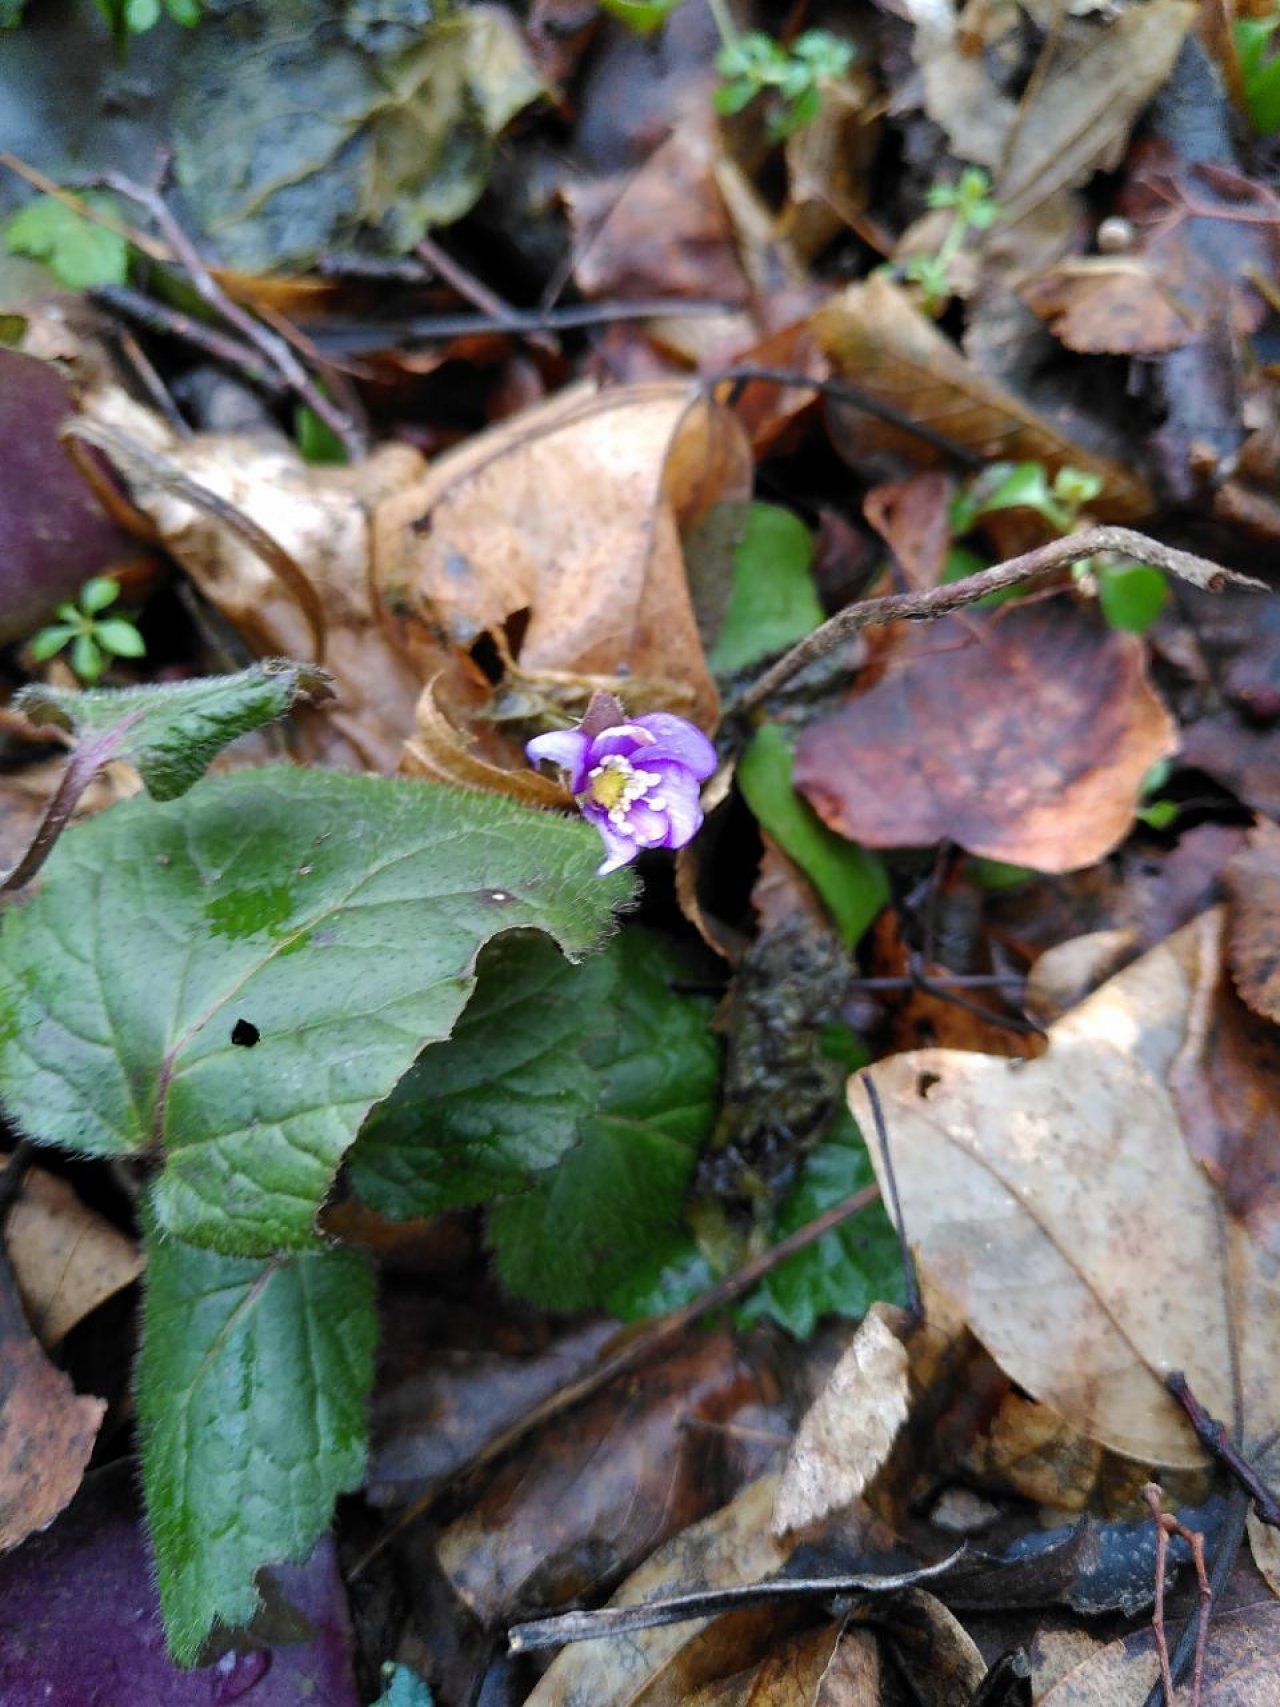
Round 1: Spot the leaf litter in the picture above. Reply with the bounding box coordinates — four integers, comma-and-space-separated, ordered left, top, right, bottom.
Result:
1, 0, 1280, 1700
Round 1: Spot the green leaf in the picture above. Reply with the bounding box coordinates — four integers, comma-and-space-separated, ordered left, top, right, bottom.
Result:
710, 502, 824, 675
4, 195, 129, 291
125, 0, 161, 31
597, 0, 684, 34
1097, 563, 1167, 633
0, 767, 631, 1252
738, 724, 887, 949
164, 0, 201, 24
486, 934, 719, 1311
27, 624, 78, 661
738, 1102, 904, 1338
93, 617, 147, 658
1237, 16, 1280, 132
294, 402, 349, 466
349, 931, 617, 1215
373, 1664, 435, 1707
71, 632, 105, 682
137, 1223, 375, 1663
79, 576, 120, 613
15, 659, 334, 801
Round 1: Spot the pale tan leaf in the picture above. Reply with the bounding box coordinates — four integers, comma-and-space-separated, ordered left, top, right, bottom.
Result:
400, 678, 571, 808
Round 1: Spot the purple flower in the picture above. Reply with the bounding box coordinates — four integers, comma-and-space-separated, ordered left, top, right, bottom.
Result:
527, 698, 717, 876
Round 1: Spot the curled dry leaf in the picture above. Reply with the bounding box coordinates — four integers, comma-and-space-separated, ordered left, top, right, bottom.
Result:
1225, 818, 1280, 1026
0, 1259, 105, 1552
375, 383, 752, 732
861, 475, 953, 592
849, 911, 1280, 1477
793, 602, 1177, 873
773, 1305, 911, 1542
400, 678, 571, 808
813, 276, 1153, 521
1, 1155, 143, 1347
1020, 257, 1203, 356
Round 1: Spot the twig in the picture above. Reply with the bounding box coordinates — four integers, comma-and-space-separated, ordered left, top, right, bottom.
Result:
738, 528, 1265, 712
92, 284, 289, 397
0, 151, 168, 264
1166, 1371, 1280, 1526
711, 365, 987, 468
864, 1075, 920, 1320
348, 1180, 882, 1578
307, 297, 737, 353
1141, 1486, 1247, 1707
87, 172, 366, 461
114, 327, 191, 437
63, 418, 328, 666
1143, 1484, 1213, 1707
507, 1549, 965, 1653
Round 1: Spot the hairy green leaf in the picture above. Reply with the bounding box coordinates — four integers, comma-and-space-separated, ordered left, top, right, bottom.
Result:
0, 768, 630, 1252
15, 659, 334, 801
137, 1224, 375, 1663
4, 194, 129, 290
486, 934, 719, 1311
738, 724, 888, 948
349, 931, 617, 1214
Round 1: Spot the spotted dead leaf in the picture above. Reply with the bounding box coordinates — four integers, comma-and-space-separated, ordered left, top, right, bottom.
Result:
1225, 818, 1280, 1026
849, 912, 1280, 1484
1037, 1598, 1280, 1707
1, 1155, 142, 1347
0, 1257, 105, 1551
376, 383, 751, 732
861, 475, 952, 592
773, 1306, 911, 1541
1021, 257, 1202, 355
813, 276, 1154, 522
684, 1621, 881, 1707
793, 601, 1177, 873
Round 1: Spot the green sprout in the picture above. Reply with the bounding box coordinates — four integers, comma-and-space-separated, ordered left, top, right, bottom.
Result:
713, 27, 855, 140
898, 166, 1001, 314
1235, 11, 1280, 133
94, 0, 200, 46
29, 577, 146, 684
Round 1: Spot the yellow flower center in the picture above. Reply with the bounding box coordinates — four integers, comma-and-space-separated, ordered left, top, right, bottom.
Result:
583, 754, 665, 828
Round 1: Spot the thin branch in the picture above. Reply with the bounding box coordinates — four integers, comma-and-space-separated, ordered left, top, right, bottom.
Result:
738, 528, 1265, 713
349, 1180, 882, 1579
308, 297, 737, 354
1166, 1371, 1280, 1526
92, 284, 289, 396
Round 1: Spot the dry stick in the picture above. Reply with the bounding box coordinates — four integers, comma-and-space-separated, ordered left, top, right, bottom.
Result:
63, 418, 329, 666
307, 297, 737, 354
738, 528, 1265, 714
89, 172, 366, 462
1166, 1371, 1280, 1527
349, 1180, 881, 1580
92, 283, 290, 397
0, 150, 170, 264
863, 1075, 920, 1320
0, 719, 141, 895
1144, 1484, 1213, 1707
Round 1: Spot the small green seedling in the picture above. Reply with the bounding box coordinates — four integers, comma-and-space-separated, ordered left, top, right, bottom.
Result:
94, 0, 200, 47
1236, 11, 1280, 133
4, 194, 129, 292
898, 166, 1000, 314
1135, 759, 1178, 830
714, 28, 855, 140
29, 577, 146, 684
597, 0, 684, 31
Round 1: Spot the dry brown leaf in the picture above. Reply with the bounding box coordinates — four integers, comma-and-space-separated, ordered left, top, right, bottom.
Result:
793, 602, 1177, 873
1020, 257, 1203, 355
773, 1305, 911, 1541
0, 1259, 105, 1551
1225, 818, 1280, 1025
399, 678, 571, 807
849, 911, 1280, 1473
376, 383, 751, 732
813, 276, 1154, 520
523, 1476, 791, 1707
861, 475, 953, 592
1038, 1599, 1280, 1707
1, 1155, 142, 1347
685, 1621, 879, 1707
850, 1588, 986, 1707
778, 71, 879, 266
77, 387, 428, 773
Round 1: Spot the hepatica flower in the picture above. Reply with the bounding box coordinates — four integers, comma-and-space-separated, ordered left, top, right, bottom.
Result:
527, 695, 717, 875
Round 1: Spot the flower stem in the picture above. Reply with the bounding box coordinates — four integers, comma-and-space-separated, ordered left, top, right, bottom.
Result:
705, 0, 739, 50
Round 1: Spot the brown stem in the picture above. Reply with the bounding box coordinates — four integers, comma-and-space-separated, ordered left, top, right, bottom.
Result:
0, 719, 137, 895
739, 527, 1265, 713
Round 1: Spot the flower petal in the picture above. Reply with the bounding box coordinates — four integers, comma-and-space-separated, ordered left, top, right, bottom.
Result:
526, 729, 591, 792
591, 819, 642, 875
622, 802, 674, 847
633, 714, 716, 778
585, 724, 654, 764
647, 767, 703, 847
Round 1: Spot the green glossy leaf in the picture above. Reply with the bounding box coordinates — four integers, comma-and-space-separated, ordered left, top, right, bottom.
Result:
349, 931, 616, 1214
165, 0, 201, 24
137, 1223, 375, 1663
93, 617, 147, 658
597, 0, 684, 34
79, 576, 120, 613
486, 934, 719, 1311
0, 767, 631, 1252
738, 1102, 904, 1338
15, 659, 334, 801
1237, 16, 1280, 132
1097, 563, 1167, 633
294, 402, 349, 466
738, 724, 887, 948
604, 1233, 714, 1320
710, 502, 824, 674
71, 632, 105, 682
4, 194, 129, 290
27, 624, 77, 661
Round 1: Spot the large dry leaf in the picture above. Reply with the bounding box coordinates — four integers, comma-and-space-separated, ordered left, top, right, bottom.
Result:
1, 1155, 142, 1346
523, 1475, 791, 1707
1038, 1598, 1280, 1707
1226, 818, 1280, 1026
813, 276, 1153, 521
375, 383, 752, 731
849, 912, 1280, 1473
685, 1622, 880, 1707
793, 602, 1177, 872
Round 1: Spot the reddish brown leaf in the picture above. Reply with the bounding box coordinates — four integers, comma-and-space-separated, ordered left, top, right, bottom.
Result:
793, 602, 1177, 873
1020, 258, 1203, 355
862, 475, 953, 591
1225, 819, 1280, 1025
0, 1258, 104, 1552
